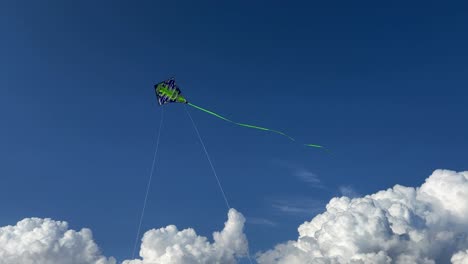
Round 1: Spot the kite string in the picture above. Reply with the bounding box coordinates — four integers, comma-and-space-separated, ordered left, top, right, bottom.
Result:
184, 105, 254, 264
132, 107, 164, 259
184, 105, 231, 210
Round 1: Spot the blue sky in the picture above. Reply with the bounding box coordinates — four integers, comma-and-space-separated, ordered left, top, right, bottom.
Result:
1, 0, 467, 262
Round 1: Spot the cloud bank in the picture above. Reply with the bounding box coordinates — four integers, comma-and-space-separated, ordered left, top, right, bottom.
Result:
122, 208, 248, 264
0, 218, 116, 264
257, 169, 468, 264
2, 169, 468, 264
0, 209, 248, 264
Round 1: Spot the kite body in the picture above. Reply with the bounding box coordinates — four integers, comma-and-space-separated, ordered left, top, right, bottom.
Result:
154, 78, 188, 105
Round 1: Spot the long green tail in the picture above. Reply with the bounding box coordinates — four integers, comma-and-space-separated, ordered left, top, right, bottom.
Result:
187, 102, 325, 150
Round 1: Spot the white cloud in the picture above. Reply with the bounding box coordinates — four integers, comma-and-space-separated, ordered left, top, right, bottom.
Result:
123, 208, 248, 264
271, 198, 325, 215
257, 169, 468, 264
3, 169, 468, 264
295, 169, 321, 185
0, 209, 248, 264
274, 160, 322, 187
339, 185, 360, 198
0, 218, 115, 264
247, 217, 278, 227
452, 250, 468, 264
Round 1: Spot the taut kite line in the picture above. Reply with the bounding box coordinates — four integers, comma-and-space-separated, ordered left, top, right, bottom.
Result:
154, 77, 325, 150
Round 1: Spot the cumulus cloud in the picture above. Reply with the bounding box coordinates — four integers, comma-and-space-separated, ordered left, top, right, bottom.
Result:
4, 169, 468, 264
123, 208, 248, 264
0, 209, 248, 264
0, 217, 115, 264
452, 250, 468, 264
257, 169, 468, 264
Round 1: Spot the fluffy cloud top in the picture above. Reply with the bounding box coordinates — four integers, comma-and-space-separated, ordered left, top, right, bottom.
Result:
0, 209, 248, 264
123, 208, 248, 264
452, 250, 468, 264
257, 169, 468, 264
0, 218, 115, 264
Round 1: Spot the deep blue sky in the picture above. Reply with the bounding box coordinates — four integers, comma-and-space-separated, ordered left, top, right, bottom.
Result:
1, 0, 467, 262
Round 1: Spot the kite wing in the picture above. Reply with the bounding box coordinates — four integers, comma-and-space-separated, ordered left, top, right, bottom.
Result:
154, 78, 188, 105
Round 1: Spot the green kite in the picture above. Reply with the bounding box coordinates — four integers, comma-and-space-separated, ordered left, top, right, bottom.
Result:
155, 78, 325, 150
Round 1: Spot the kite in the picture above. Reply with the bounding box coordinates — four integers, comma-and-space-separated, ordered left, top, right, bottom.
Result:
133, 78, 326, 260
154, 78, 325, 150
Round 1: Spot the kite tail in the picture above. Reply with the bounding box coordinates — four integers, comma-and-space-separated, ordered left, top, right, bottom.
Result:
304, 144, 330, 154
187, 102, 324, 149
188, 102, 295, 141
